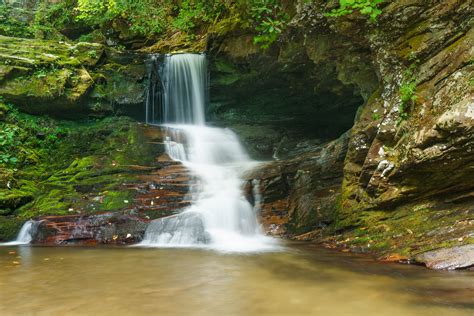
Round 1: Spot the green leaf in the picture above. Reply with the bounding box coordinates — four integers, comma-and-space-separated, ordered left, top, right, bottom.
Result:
360, 7, 373, 14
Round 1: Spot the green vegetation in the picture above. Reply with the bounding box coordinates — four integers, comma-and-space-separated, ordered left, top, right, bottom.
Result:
326, 0, 385, 22
0, 5, 33, 38
75, 0, 218, 40
30, 0, 77, 39
0, 102, 65, 168
75, 0, 289, 48
249, 0, 289, 49
371, 113, 381, 121
75, 0, 169, 37
0, 1, 77, 39
0, 0, 289, 49
398, 63, 418, 123
0, 125, 19, 166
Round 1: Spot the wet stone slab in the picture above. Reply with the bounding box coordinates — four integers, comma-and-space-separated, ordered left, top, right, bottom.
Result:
415, 245, 474, 270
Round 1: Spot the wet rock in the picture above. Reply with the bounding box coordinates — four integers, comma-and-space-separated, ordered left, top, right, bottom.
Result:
33, 213, 148, 245
415, 245, 474, 270
246, 131, 349, 236
208, 34, 368, 160
283, 0, 474, 258
143, 212, 210, 244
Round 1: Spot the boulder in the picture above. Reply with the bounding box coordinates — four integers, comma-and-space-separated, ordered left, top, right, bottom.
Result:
415, 245, 474, 270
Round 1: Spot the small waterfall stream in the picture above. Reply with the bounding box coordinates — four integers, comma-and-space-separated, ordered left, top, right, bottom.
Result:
141, 53, 276, 251
0, 220, 38, 246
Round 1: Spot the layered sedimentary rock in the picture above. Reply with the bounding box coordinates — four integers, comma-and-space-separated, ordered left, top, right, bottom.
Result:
0, 35, 146, 118
246, 132, 349, 237
242, 0, 473, 268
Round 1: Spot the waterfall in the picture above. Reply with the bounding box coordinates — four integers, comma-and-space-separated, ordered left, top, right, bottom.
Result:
0, 220, 37, 246
140, 54, 277, 252
145, 53, 207, 125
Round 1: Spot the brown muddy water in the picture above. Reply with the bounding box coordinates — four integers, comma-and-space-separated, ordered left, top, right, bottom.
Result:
0, 243, 472, 315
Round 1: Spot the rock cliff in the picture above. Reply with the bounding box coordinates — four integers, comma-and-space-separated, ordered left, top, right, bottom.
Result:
239, 0, 473, 268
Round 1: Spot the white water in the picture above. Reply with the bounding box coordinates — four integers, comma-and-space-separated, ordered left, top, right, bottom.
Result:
161, 54, 207, 125
140, 53, 277, 252
0, 220, 36, 246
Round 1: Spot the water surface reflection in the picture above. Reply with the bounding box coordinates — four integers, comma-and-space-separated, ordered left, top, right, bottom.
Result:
0, 244, 472, 315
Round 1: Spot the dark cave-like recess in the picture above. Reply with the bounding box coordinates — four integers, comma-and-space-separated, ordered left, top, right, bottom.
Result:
207, 53, 372, 159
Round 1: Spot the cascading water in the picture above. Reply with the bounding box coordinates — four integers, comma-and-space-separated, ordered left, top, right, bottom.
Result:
0, 220, 38, 246
141, 53, 277, 252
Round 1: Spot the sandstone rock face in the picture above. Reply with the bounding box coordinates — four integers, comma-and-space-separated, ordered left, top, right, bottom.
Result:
322, 0, 474, 259
246, 132, 349, 237
334, 1, 474, 212
237, 0, 473, 266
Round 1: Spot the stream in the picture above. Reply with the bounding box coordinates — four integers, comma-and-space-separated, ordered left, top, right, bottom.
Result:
0, 244, 472, 315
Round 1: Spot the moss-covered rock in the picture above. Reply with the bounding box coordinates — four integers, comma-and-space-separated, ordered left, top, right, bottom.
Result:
0, 216, 24, 241
0, 36, 101, 115
0, 35, 147, 118
0, 105, 195, 242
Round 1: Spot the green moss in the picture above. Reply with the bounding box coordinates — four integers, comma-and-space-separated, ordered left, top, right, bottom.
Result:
0, 110, 161, 221
0, 217, 24, 242
0, 192, 34, 215
102, 191, 133, 211
24, 188, 75, 217
329, 200, 474, 258
0, 36, 103, 117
